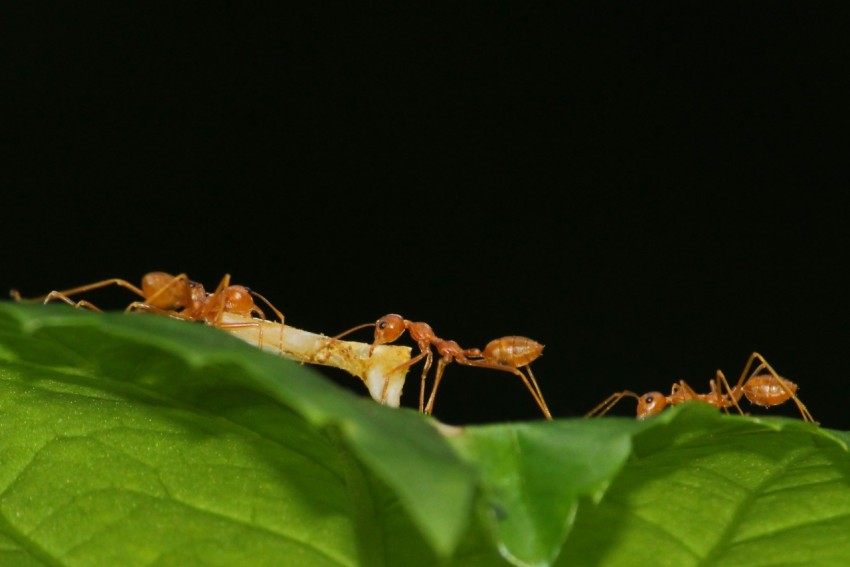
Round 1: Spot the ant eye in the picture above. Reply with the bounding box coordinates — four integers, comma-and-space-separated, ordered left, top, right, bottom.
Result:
645, 395, 654, 403
378, 321, 387, 329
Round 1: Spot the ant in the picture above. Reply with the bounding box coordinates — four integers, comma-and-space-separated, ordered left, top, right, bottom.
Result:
11, 272, 285, 342
586, 352, 815, 423
333, 314, 553, 420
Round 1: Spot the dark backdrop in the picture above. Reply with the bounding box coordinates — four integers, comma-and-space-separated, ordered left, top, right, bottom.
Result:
5, 4, 848, 427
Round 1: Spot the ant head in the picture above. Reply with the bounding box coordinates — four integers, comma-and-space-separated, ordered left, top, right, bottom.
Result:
222, 285, 255, 316
370, 314, 406, 353
637, 391, 667, 419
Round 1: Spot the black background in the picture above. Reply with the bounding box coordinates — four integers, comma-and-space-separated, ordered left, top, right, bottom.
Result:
5, 4, 848, 427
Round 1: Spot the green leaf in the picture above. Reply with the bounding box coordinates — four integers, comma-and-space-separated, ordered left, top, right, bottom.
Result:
447, 419, 647, 566
0, 302, 478, 565
2, 302, 850, 567
557, 405, 850, 566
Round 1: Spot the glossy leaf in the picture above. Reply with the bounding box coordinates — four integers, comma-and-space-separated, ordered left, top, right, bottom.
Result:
558, 405, 850, 566
1, 302, 849, 567
0, 303, 476, 565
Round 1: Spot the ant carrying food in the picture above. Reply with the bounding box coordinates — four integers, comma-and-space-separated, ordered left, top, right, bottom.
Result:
12, 274, 424, 409
586, 352, 815, 423
11, 272, 285, 343
333, 314, 553, 420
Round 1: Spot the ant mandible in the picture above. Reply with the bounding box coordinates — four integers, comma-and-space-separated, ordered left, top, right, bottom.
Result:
334, 315, 553, 420
586, 352, 815, 423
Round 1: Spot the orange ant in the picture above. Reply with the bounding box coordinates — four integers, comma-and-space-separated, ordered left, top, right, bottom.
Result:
333, 315, 553, 420
586, 352, 815, 423
11, 272, 285, 340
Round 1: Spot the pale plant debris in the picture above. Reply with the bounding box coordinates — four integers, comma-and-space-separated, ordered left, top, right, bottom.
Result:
220, 313, 411, 407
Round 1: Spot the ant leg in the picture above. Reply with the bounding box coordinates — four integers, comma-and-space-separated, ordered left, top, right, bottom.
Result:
125, 301, 191, 321
213, 274, 231, 294
385, 350, 432, 411
524, 365, 552, 417
41, 291, 104, 312
251, 290, 286, 353
12, 278, 145, 304
713, 371, 746, 415
418, 351, 434, 413
202, 274, 232, 325
723, 352, 766, 412
217, 320, 269, 351
788, 394, 817, 424
251, 291, 284, 323
424, 356, 453, 415
458, 359, 553, 420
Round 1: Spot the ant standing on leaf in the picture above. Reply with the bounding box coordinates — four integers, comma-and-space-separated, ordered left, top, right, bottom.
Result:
333, 314, 553, 420
11, 271, 286, 347
586, 352, 816, 423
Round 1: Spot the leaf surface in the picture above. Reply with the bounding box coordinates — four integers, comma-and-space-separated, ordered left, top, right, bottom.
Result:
1, 302, 849, 567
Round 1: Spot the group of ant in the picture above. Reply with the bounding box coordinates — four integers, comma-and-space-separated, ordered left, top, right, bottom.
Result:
9, 272, 551, 419
10, 272, 816, 424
